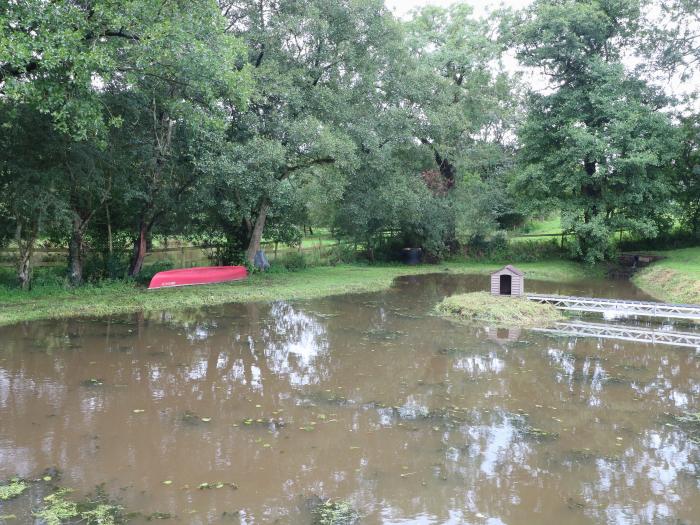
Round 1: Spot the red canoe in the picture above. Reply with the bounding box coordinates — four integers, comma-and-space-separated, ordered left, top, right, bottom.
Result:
148, 266, 248, 290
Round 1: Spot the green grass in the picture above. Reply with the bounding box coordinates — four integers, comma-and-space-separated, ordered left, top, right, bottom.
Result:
436, 292, 564, 328
632, 247, 700, 304
524, 215, 562, 236
510, 215, 564, 243
0, 259, 597, 326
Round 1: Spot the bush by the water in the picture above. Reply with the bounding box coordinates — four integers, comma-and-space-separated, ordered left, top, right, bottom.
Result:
463, 236, 566, 263
281, 252, 308, 271
436, 292, 564, 327
133, 260, 175, 286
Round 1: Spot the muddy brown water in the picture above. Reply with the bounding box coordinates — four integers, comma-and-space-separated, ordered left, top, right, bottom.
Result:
1, 274, 698, 524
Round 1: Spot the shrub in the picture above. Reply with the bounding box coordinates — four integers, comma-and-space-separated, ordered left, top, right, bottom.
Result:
462, 235, 566, 263
489, 238, 565, 262
83, 253, 130, 282
134, 260, 174, 286
281, 252, 307, 271
326, 243, 358, 265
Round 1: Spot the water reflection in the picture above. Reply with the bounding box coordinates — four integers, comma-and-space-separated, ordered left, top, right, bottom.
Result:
0, 274, 698, 524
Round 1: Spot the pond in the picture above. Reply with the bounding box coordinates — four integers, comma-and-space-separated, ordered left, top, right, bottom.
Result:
1, 273, 698, 524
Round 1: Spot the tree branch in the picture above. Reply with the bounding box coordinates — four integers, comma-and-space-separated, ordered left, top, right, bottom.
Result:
281, 157, 336, 179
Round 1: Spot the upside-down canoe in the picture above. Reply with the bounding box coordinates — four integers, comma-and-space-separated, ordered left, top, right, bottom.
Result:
148, 266, 248, 290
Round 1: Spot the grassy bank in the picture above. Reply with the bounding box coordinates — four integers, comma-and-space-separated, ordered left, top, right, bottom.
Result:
632, 247, 700, 304
436, 292, 564, 327
0, 260, 598, 326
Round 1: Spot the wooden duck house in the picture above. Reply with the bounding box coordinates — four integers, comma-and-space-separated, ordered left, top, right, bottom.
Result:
490, 265, 524, 296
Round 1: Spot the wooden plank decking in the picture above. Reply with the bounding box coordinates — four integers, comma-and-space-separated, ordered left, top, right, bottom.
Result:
527, 294, 700, 320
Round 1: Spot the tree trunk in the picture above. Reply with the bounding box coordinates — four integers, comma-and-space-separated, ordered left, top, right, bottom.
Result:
17, 244, 34, 290
106, 204, 113, 255
582, 160, 600, 224
245, 200, 270, 265
15, 221, 38, 290
129, 221, 149, 277
68, 214, 85, 286
434, 150, 456, 189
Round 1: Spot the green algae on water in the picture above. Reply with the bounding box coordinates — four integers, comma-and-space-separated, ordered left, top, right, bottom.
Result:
312, 499, 360, 525
33, 487, 126, 525
0, 479, 28, 501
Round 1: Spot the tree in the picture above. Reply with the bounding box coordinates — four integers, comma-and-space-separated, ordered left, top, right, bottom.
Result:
1, 0, 251, 278
0, 106, 67, 288
672, 117, 700, 236
1, 0, 148, 141
217, 0, 424, 264
62, 142, 114, 286
404, 5, 519, 194
642, 0, 700, 79
103, 2, 250, 277
513, 0, 678, 262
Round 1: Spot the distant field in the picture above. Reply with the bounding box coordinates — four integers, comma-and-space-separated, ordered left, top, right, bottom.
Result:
510, 215, 564, 243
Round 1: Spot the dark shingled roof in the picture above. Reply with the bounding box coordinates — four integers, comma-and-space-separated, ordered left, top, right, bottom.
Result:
491, 265, 525, 277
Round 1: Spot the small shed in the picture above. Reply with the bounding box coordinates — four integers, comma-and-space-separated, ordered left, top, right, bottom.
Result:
490, 265, 525, 296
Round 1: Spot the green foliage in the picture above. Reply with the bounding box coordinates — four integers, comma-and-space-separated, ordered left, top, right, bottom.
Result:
0, 0, 250, 141
669, 117, 700, 236
133, 261, 174, 287
334, 167, 453, 259
454, 177, 501, 247
488, 238, 565, 263
280, 252, 308, 272
0, 0, 697, 294
0, 478, 28, 501
513, 0, 679, 263
326, 243, 360, 265
641, 0, 700, 79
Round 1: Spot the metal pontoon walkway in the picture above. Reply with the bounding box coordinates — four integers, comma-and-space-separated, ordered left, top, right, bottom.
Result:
533, 322, 700, 349
526, 294, 700, 321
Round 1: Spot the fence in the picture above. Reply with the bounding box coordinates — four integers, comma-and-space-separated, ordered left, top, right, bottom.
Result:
0, 238, 345, 268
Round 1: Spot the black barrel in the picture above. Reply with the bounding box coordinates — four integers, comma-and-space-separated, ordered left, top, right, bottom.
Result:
401, 247, 423, 265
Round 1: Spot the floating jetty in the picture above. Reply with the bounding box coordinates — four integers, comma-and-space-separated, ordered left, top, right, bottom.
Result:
533, 321, 700, 349
526, 294, 700, 321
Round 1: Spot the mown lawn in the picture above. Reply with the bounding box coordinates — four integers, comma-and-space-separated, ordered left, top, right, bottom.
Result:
0, 259, 597, 325
632, 247, 700, 304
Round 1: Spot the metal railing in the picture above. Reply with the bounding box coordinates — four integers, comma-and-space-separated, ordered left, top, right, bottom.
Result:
533, 321, 700, 349
527, 294, 700, 320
